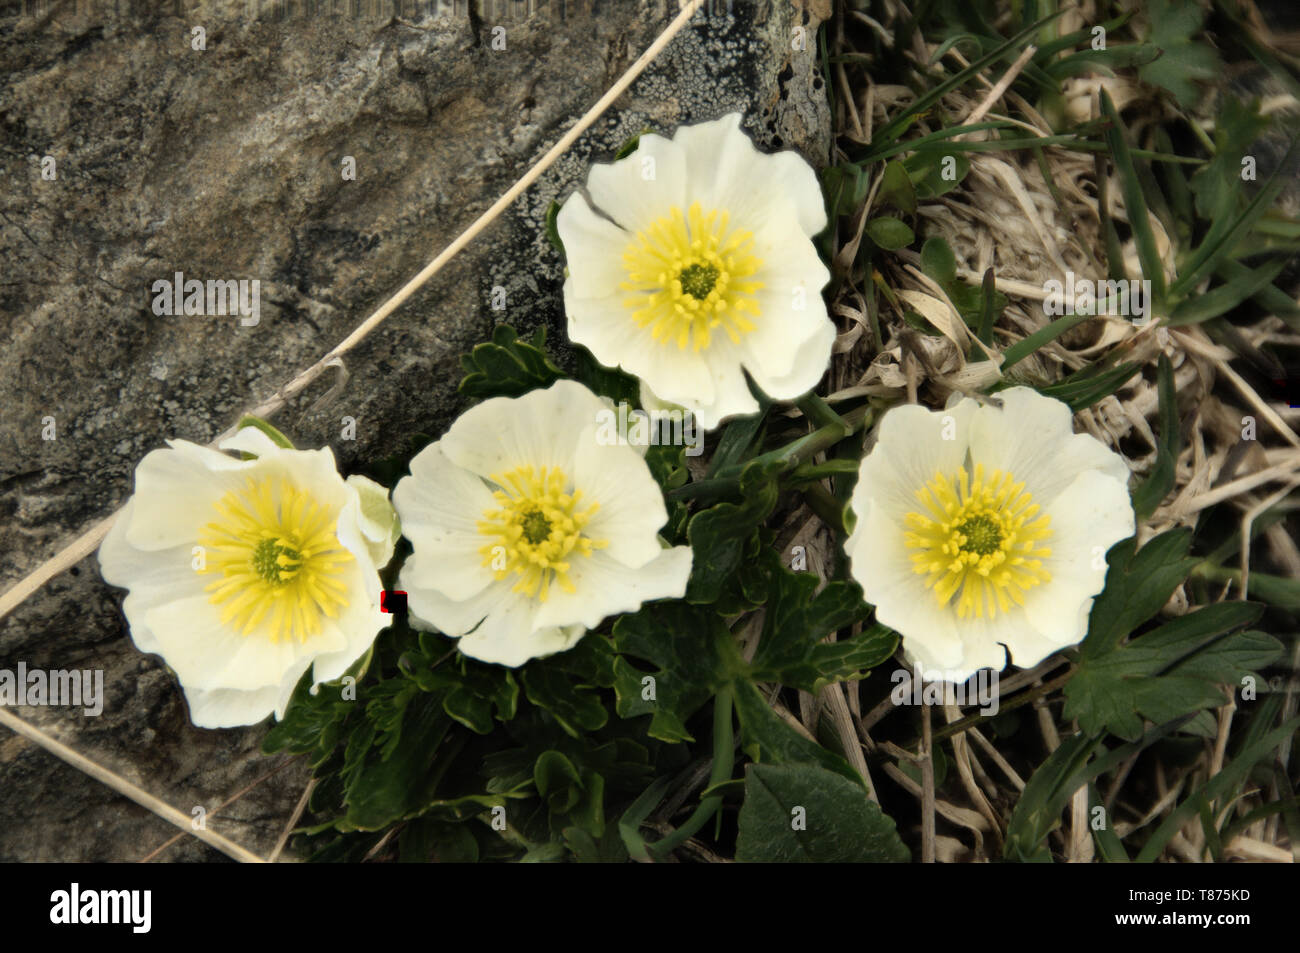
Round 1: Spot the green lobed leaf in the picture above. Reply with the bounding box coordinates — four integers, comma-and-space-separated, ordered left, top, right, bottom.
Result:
459, 325, 564, 400
519, 664, 608, 738
343, 693, 454, 830
684, 460, 783, 603
735, 763, 909, 862
573, 346, 640, 406
262, 666, 355, 768
1189, 99, 1270, 221
732, 680, 864, 787
611, 601, 742, 743
1065, 600, 1267, 740
1137, 0, 1221, 109
534, 750, 605, 836
1080, 529, 1200, 659
746, 551, 893, 692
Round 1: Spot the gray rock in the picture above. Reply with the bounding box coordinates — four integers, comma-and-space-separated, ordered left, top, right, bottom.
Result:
0, 0, 830, 861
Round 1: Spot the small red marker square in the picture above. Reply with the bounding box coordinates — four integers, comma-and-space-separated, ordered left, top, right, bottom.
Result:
380, 590, 407, 614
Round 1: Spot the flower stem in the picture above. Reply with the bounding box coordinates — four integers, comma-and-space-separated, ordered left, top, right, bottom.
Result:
796, 393, 850, 433
648, 683, 735, 860
667, 405, 872, 504
801, 482, 848, 536
711, 405, 871, 481
789, 459, 861, 483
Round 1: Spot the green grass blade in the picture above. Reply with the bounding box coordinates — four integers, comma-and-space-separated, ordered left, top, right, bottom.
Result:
1000, 313, 1092, 370
1167, 258, 1288, 326
1101, 89, 1167, 302
1169, 134, 1300, 297
1135, 715, 1300, 862
871, 9, 1067, 148
1131, 354, 1180, 520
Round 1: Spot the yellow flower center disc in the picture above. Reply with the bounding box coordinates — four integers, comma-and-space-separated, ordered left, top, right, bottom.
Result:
198, 476, 354, 642
620, 201, 764, 352
903, 464, 1053, 620
477, 465, 607, 602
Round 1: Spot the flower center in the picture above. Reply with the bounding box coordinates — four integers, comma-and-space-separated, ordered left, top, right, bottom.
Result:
519, 509, 553, 545
251, 537, 302, 583
903, 464, 1053, 620
678, 262, 720, 298
477, 465, 607, 602
620, 201, 764, 352
954, 514, 1002, 556
198, 476, 354, 643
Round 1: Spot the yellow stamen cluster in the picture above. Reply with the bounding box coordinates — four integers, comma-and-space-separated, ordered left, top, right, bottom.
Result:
198, 476, 353, 643
477, 465, 607, 602
903, 464, 1053, 620
621, 201, 764, 352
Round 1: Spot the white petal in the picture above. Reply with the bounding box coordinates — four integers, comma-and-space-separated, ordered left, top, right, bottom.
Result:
740, 227, 833, 382
761, 153, 830, 237
99, 499, 206, 657
569, 425, 670, 568
846, 398, 979, 552
533, 545, 692, 631
639, 379, 688, 418
184, 681, 288, 729
904, 615, 1012, 682
1005, 604, 1090, 671
564, 287, 716, 410
403, 572, 526, 640
556, 191, 631, 298
742, 312, 836, 403
393, 443, 499, 602
218, 425, 285, 458
409, 580, 557, 667
143, 594, 343, 693
303, 554, 389, 685
309, 613, 387, 684
969, 387, 1131, 506
461, 621, 587, 668
123, 442, 243, 551
848, 501, 967, 671
1020, 468, 1135, 647
439, 379, 607, 479
586, 132, 687, 232
262, 446, 351, 509
660, 334, 760, 430
673, 112, 827, 237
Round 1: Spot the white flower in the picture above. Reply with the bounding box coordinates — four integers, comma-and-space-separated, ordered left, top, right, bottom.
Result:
557, 112, 835, 430
98, 427, 398, 728
845, 388, 1134, 681
392, 379, 693, 667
